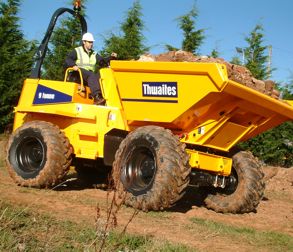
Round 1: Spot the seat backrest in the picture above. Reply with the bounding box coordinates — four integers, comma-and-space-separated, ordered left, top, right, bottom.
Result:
66, 70, 81, 84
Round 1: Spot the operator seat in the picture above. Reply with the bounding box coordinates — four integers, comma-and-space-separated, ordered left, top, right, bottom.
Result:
65, 70, 81, 84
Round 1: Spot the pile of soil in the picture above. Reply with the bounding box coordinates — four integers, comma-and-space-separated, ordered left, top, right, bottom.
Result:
138, 50, 280, 98
263, 165, 293, 193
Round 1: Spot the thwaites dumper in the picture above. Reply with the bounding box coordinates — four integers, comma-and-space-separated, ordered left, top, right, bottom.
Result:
6, 7, 293, 214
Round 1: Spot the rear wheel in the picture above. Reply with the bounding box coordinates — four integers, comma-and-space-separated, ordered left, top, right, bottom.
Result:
6, 121, 72, 188
112, 126, 190, 211
204, 151, 265, 213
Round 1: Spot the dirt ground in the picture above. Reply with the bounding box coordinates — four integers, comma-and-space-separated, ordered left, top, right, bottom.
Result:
0, 138, 292, 251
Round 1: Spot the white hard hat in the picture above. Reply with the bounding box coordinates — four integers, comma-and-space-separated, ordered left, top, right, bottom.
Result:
82, 32, 95, 42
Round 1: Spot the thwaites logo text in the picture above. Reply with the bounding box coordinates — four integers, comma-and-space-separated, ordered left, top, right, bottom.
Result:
142, 82, 177, 97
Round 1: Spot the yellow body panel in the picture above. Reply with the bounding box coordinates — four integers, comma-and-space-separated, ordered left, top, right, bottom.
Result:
111, 61, 228, 123
13, 60, 293, 176
14, 75, 128, 160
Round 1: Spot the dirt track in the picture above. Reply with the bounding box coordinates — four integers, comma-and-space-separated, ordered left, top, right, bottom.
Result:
0, 138, 293, 250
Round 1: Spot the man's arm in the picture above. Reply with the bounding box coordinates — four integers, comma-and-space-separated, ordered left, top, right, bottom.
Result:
96, 53, 117, 68
64, 50, 78, 69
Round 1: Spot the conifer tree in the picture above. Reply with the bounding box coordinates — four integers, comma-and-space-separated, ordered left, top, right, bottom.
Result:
101, 0, 147, 60
230, 56, 242, 65
236, 24, 292, 166
210, 48, 219, 58
177, 5, 205, 54
165, 44, 179, 52
240, 120, 292, 167
0, 0, 35, 132
244, 24, 271, 80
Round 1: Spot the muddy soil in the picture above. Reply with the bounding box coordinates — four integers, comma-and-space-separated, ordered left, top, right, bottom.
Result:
0, 139, 292, 250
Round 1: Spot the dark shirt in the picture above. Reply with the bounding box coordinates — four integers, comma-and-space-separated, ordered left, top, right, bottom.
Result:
64, 46, 113, 70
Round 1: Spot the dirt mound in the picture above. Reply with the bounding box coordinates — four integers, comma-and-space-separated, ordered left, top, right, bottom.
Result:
263, 166, 293, 193
138, 50, 280, 98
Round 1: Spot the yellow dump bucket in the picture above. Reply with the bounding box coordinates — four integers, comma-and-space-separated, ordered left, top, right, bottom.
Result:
110, 60, 293, 152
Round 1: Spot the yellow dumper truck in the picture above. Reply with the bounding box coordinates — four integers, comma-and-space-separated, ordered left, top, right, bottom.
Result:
6, 7, 293, 214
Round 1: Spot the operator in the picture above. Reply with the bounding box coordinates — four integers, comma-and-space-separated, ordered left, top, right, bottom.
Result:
64, 32, 117, 105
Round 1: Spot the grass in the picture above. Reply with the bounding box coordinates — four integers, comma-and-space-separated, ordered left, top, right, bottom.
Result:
0, 201, 193, 252
0, 201, 95, 251
189, 217, 293, 252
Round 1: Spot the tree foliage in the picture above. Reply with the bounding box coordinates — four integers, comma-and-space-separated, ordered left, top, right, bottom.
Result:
230, 56, 242, 65
210, 48, 219, 58
101, 0, 147, 60
236, 24, 292, 167
244, 24, 271, 80
0, 0, 36, 132
177, 5, 205, 54
279, 73, 293, 99
240, 122, 293, 167
165, 44, 179, 52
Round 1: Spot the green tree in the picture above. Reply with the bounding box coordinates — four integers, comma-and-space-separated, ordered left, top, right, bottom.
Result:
279, 73, 293, 99
177, 5, 205, 54
165, 44, 179, 52
42, 7, 86, 80
210, 48, 219, 58
0, 0, 36, 132
240, 122, 292, 167
237, 26, 292, 167
244, 24, 271, 80
230, 56, 242, 65
102, 0, 147, 60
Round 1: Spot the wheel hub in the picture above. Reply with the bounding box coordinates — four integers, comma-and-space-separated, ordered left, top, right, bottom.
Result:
121, 146, 156, 195
16, 137, 45, 173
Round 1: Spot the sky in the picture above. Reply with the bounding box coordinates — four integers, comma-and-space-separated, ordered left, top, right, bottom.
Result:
18, 0, 293, 84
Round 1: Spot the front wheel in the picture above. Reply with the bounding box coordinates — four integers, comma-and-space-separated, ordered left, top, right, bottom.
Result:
112, 126, 191, 211
6, 121, 72, 188
204, 151, 265, 213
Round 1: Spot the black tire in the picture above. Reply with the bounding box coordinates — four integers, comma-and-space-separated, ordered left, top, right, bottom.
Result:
204, 151, 265, 213
112, 126, 191, 211
6, 121, 72, 188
